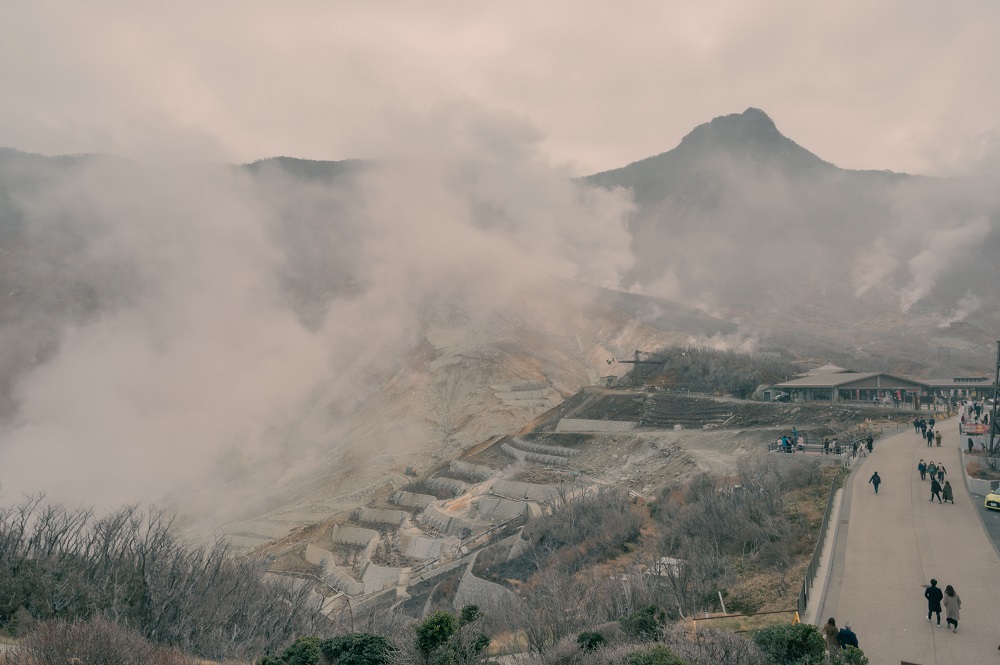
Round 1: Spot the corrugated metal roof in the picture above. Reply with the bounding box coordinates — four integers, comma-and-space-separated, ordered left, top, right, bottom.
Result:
774, 372, 879, 388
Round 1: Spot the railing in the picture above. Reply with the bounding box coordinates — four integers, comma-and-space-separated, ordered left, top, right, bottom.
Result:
797, 474, 842, 618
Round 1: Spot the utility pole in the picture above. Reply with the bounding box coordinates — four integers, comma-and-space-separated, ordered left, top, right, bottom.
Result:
990, 341, 1000, 455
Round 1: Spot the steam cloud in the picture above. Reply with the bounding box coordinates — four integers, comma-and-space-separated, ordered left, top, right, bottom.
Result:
0, 105, 635, 514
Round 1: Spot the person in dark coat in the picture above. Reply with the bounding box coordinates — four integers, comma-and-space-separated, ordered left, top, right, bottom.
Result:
913, 417, 920, 433
925, 578, 944, 625
837, 623, 859, 649
943, 481, 954, 504
918, 459, 927, 480
937, 465, 946, 482
866, 434, 874, 452
869, 471, 881, 495
930, 478, 943, 503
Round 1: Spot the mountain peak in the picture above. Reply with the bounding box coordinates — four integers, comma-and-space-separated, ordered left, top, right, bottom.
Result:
676, 107, 795, 156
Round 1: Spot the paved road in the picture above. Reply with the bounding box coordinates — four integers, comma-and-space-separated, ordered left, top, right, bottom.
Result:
819, 420, 1000, 665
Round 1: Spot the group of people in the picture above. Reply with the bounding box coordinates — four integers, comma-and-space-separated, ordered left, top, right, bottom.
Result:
822, 618, 859, 656
959, 399, 989, 425
924, 578, 962, 631
917, 459, 953, 503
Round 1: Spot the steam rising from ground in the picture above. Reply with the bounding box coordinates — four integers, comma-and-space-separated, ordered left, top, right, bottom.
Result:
0, 105, 635, 513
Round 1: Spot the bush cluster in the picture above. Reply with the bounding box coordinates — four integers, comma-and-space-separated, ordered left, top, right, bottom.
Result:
0, 497, 324, 660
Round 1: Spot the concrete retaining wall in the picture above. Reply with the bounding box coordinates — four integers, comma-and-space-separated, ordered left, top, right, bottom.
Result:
355, 508, 408, 526
450, 460, 495, 481
305, 544, 365, 596
362, 564, 405, 594
391, 491, 436, 509
474, 497, 528, 523
556, 418, 637, 433
331, 525, 378, 547
398, 533, 445, 560
453, 570, 516, 610
428, 477, 469, 496
511, 438, 579, 457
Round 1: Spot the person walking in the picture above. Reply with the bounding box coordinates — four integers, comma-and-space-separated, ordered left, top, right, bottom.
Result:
927, 461, 937, 480
937, 465, 946, 483
943, 480, 954, 504
931, 477, 943, 503
943, 585, 962, 632
935, 430, 942, 447
823, 617, 841, 657
869, 471, 882, 495
926, 579, 944, 625
918, 459, 927, 480
866, 433, 874, 453
913, 417, 921, 433
837, 622, 859, 649
926, 429, 935, 447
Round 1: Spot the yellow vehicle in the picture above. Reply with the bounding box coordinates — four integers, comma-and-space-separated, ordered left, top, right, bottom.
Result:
985, 487, 1000, 511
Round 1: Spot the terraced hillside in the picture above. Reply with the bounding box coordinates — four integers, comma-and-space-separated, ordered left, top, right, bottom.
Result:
248, 388, 910, 621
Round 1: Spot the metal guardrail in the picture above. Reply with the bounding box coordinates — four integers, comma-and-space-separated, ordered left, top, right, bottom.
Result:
797, 475, 841, 618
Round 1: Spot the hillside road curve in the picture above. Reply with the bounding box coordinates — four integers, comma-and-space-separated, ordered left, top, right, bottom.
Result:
818, 419, 1000, 665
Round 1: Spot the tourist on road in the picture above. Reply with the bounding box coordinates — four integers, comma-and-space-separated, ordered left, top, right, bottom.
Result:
926, 579, 944, 626
869, 471, 882, 495
866, 433, 873, 452
930, 478, 943, 503
928, 461, 937, 479
918, 460, 927, 480
837, 622, 859, 649
913, 417, 921, 433
943, 585, 961, 632
937, 465, 946, 482
926, 429, 935, 447
935, 430, 942, 447
943, 481, 954, 504
823, 617, 841, 656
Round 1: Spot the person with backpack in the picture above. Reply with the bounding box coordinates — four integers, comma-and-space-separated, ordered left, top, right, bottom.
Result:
869, 471, 882, 495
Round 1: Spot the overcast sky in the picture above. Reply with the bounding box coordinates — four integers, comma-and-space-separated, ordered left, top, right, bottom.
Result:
2, 1, 999, 176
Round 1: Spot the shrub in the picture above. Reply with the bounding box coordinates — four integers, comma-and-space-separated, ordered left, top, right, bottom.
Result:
621, 606, 666, 642
625, 645, 690, 665
751, 623, 825, 665
576, 631, 607, 652
831, 645, 869, 665
415, 611, 456, 660
11, 615, 191, 665
281, 636, 322, 665
320, 632, 395, 665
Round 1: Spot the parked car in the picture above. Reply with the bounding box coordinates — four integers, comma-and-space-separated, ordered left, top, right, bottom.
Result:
985, 487, 1000, 511
771, 393, 790, 403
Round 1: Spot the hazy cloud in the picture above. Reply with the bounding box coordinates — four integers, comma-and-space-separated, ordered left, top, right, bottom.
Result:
0, 2, 999, 176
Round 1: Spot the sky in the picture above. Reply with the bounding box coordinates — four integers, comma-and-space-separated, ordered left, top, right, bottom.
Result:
2, 1, 1000, 176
